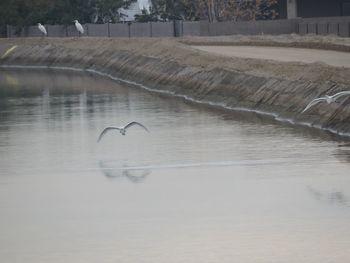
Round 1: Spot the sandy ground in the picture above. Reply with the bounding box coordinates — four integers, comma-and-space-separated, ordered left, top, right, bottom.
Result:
181, 34, 350, 52
192, 45, 350, 68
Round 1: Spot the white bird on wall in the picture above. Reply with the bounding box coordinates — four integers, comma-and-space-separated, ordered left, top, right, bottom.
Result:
73, 20, 84, 35
97, 121, 149, 142
37, 23, 47, 36
302, 91, 350, 113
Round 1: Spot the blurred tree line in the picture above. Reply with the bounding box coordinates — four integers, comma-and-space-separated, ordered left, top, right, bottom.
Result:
136, 0, 278, 22
0, 0, 278, 36
0, 0, 136, 36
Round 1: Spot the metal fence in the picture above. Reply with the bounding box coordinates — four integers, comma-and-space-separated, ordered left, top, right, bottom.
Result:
6, 17, 350, 38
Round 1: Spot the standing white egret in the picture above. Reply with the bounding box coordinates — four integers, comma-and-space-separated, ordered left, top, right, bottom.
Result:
97, 122, 149, 142
37, 23, 47, 36
302, 91, 350, 113
73, 20, 84, 35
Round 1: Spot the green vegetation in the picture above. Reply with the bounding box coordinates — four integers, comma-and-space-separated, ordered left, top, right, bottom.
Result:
0, 0, 136, 36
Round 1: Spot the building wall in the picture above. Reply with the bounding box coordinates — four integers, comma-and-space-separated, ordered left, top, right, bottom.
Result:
280, 0, 350, 18
287, 0, 298, 19
297, 0, 348, 18
118, 0, 152, 22
277, 0, 288, 19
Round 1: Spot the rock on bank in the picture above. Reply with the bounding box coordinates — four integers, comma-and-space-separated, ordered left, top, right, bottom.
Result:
0, 37, 350, 136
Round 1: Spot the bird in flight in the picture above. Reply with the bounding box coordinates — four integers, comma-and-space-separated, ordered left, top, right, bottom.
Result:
37, 23, 47, 36
302, 91, 350, 113
73, 20, 84, 35
98, 122, 149, 142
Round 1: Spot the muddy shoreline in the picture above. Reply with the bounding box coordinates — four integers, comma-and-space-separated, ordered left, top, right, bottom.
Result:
1, 36, 350, 137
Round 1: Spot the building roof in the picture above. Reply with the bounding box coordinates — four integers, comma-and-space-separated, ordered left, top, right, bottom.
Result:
118, 0, 151, 22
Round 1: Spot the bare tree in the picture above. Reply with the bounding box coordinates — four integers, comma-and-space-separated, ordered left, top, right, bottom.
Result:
197, 0, 278, 22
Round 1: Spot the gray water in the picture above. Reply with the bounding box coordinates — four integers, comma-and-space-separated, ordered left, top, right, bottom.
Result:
0, 68, 350, 263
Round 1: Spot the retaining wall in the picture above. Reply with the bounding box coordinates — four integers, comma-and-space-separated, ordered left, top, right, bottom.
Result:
200, 19, 298, 36
297, 16, 350, 37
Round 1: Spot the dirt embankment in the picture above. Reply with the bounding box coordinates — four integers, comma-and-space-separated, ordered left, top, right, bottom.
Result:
1, 36, 350, 136
181, 34, 350, 52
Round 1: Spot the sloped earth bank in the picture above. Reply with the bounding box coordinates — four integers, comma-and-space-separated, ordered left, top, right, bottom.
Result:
0, 36, 350, 136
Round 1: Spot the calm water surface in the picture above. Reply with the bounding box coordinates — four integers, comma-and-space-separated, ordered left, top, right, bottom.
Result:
0, 69, 350, 263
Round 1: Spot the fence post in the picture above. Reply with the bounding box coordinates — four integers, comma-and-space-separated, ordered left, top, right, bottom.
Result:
6, 25, 10, 38
150, 22, 153, 37
128, 22, 131, 38
181, 20, 184, 37
173, 20, 182, 37
173, 20, 176, 37
327, 22, 329, 35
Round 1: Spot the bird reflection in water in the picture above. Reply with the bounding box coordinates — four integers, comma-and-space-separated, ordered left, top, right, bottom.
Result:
307, 186, 349, 207
98, 160, 150, 183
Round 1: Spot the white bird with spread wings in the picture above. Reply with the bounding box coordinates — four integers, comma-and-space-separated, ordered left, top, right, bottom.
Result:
302, 91, 350, 113
98, 122, 149, 142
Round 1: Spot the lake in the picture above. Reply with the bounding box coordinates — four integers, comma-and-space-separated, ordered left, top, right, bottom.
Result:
0, 68, 350, 263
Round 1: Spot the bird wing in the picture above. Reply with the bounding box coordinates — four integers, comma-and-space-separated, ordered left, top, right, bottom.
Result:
332, 91, 350, 101
302, 97, 326, 113
97, 127, 121, 142
124, 121, 149, 132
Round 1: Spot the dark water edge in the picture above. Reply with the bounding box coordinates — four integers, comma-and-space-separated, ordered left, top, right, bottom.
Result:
1, 65, 350, 142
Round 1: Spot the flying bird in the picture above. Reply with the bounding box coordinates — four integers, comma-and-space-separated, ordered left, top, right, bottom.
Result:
37, 23, 47, 36
98, 122, 149, 142
302, 91, 350, 113
73, 20, 84, 35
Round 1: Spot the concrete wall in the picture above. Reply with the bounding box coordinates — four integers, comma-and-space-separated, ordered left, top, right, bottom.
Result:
109, 23, 129, 37
297, 0, 344, 18
5, 17, 350, 39
150, 22, 173, 37
131, 23, 151, 37
297, 16, 350, 37
182, 21, 200, 36
66, 25, 77, 37
339, 22, 350, 37
47, 25, 67, 37
8, 25, 49, 37
202, 19, 297, 36
86, 24, 109, 37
